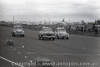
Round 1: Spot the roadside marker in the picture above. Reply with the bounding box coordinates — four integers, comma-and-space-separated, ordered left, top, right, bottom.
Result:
6, 39, 14, 46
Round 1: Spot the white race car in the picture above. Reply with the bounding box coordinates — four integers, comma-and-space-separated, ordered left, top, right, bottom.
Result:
55, 27, 69, 39
11, 25, 25, 37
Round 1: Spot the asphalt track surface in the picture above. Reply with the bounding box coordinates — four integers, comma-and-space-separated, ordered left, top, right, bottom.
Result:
0, 26, 100, 67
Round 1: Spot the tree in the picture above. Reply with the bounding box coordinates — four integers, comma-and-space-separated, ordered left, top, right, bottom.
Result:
62, 19, 65, 22
96, 20, 100, 25
81, 20, 86, 25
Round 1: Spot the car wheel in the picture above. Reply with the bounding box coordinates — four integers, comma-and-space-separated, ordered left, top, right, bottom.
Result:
12, 34, 14, 37
52, 38, 55, 41
57, 36, 59, 39
42, 37, 44, 40
22, 35, 24, 37
62, 37, 64, 39
66, 37, 69, 40
49, 38, 51, 40
39, 37, 41, 40
12, 33, 15, 37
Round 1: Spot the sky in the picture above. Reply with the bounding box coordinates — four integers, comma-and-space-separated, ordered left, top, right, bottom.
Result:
0, 0, 100, 22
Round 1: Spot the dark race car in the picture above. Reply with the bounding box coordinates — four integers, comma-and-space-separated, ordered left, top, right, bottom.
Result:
38, 27, 55, 40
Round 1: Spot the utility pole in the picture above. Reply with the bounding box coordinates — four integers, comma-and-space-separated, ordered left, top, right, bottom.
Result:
69, 20, 70, 23
13, 16, 14, 23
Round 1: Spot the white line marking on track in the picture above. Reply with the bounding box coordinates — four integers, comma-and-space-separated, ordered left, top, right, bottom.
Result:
0, 56, 24, 67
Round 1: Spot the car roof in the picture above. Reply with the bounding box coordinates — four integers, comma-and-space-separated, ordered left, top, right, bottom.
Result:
14, 25, 22, 27
42, 26, 51, 29
57, 27, 65, 29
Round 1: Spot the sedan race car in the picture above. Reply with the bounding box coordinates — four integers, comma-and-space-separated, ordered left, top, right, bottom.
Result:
38, 27, 55, 40
55, 27, 69, 39
11, 25, 25, 37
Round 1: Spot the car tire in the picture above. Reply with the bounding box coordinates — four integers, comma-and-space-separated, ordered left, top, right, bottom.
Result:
49, 38, 51, 40
12, 34, 14, 37
39, 37, 41, 40
62, 37, 64, 39
66, 37, 69, 40
42, 37, 44, 40
12, 33, 15, 37
52, 38, 55, 41
22, 35, 24, 37
57, 36, 59, 39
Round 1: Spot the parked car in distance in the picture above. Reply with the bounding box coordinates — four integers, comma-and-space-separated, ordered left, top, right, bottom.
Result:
11, 25, 25, 37
55, 27, 69, 39
38, 27, 55, 40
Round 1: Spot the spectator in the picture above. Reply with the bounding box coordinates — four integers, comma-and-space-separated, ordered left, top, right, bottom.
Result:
81, 27, 83, 32
94, 27, 99, 36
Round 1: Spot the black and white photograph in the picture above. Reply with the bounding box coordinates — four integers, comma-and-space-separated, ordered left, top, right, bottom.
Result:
0, 0, 100, 67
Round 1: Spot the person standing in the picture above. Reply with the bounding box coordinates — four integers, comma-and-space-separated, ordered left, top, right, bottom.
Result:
94, 27, 98, 36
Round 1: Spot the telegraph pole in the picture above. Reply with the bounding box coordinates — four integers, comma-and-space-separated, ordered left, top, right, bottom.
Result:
13, 16, 14, 23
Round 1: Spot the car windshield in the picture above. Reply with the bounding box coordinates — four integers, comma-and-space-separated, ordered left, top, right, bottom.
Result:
14, 26, 22, 30
42, 29, 52, 32
57, 29, 66, 32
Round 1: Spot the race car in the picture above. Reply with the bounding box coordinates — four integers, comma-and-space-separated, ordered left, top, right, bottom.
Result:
55, 27, 69, 39
38, 27, 55, 40
11, 25, 25, 37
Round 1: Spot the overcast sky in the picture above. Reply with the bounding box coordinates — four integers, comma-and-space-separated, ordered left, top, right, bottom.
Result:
0, 0, 100, 22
